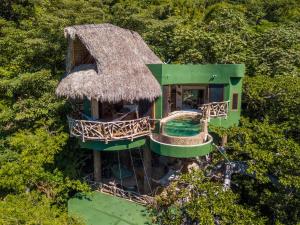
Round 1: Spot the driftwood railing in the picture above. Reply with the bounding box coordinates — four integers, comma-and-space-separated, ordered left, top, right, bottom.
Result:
83, 174, 153, 205
68, 116, 151, 142
199, 101, 229, 119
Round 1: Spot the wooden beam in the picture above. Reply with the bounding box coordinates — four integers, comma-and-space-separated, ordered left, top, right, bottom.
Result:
143, 146, 152, 194
91, 98, 99, 120
93, 151, 101, 182
221, 135, 228, 147
91, 98, 101, 182
202, 119, 208, 141
163, 85, 171, 117
176, 85, 182, 110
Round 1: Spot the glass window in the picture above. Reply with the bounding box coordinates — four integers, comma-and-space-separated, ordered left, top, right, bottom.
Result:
182, 89, 205, 110
209, 84, 224, 102
232, 93, 238, 110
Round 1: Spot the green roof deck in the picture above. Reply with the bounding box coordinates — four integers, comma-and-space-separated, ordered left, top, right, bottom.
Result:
68, 192, 152, 225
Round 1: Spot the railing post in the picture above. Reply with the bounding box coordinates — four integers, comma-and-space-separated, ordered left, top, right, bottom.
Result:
80, 120, 85, 142
202, 119, 209, 141
221, 135, 228, 146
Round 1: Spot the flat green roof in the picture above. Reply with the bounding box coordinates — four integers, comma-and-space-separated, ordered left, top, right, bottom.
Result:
147, 64, 245, 85
68, 192, 152, 225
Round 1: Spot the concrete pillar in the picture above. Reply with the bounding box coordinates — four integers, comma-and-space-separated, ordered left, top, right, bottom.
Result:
91, 98, 101, 182
143, 146, 152, 194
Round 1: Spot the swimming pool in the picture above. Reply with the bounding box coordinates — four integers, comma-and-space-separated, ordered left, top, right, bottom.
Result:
163, 115, 201, 137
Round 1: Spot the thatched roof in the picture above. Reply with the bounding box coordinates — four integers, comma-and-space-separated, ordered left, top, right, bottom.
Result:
56, 24, 162, 103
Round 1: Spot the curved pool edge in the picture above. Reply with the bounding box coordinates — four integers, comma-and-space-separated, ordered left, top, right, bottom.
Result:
161, 111, 203, 137
149, 134, 213, 158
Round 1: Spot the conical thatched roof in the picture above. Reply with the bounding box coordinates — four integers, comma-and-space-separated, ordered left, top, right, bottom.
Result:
56, 24, 162, 103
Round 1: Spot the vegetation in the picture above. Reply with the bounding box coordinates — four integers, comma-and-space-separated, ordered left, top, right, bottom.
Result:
0, 0, 299, 224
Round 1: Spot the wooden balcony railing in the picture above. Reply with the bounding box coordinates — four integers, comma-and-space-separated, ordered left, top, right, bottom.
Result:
68, 116, 151, 143
199, 101, 229, 119
83, 174, 154, 205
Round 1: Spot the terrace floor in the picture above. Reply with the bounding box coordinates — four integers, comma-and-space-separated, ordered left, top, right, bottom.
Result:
68, 192, 152, 225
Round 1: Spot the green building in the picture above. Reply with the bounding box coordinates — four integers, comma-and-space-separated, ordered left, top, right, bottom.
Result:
56, 24, 244, 225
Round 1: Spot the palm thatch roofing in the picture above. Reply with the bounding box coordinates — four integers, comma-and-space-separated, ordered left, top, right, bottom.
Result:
56, 24, 162, 103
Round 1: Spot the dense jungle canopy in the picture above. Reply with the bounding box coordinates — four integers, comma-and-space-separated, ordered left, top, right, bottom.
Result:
0, 0, 299, 224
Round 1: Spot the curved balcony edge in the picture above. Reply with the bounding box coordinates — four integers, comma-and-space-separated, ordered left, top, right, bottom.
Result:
149, 134, 213, 158
79, 136, 147, 151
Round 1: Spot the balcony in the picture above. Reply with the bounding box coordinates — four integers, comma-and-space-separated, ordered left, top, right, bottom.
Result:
149, 111, 213, 158
199, 101, 229, 119
68, 116, 151, 143
150, 133, 213, 158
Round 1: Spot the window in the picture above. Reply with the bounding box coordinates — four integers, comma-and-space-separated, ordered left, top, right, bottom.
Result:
232, 93, 238, 110
209, 84, 224, 102
182, 89, 205, 110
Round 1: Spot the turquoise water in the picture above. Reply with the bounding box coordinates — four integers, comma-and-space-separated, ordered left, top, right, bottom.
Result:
163, 116, 201, 137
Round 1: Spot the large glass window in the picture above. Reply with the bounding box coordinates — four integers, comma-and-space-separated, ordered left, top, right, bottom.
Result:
209, 84, 224, 102
232, 93, 238, 110
182, 89, 205, 110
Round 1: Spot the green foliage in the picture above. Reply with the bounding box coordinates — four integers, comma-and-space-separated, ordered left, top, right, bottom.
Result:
0, 192, 83, 225
152, 171, 266, 225
0, 0, 300, 224
226, 118, 300, 224
243, 75, 300, 141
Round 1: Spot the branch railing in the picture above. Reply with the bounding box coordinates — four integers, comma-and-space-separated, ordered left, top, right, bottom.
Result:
68, 116, 151, 143
199, 101, 229, 119
83, 174, 153, 205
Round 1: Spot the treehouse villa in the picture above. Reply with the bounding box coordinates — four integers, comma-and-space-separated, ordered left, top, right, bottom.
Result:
56, 24, 244, 225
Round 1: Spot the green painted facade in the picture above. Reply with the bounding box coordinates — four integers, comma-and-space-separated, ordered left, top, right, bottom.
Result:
80, 137, 146, 151
150, 135, 213, 158
148, 64, 244, 128
75, 64, 244, 157
147, 64, 244, 85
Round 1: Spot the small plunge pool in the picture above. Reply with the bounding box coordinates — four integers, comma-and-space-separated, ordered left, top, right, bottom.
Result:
163, 115, 201, 137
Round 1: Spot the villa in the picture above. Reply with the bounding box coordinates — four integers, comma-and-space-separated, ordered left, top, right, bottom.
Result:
56, 24, 244, 225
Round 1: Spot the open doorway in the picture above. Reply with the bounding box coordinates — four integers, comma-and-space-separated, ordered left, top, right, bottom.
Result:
182, 88, 206, 110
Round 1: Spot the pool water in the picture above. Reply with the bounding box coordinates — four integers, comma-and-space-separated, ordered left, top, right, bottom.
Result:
163, 116, 201, 137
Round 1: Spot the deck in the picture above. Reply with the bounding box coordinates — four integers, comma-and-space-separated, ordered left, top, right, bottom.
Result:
68, 192, 152, 225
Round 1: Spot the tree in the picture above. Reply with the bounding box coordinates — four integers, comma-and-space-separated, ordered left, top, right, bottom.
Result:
0, 192, 83, 225
152, 171, 266, 225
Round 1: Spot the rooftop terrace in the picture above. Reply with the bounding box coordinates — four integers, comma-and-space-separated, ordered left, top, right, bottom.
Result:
68, 192, 152, 225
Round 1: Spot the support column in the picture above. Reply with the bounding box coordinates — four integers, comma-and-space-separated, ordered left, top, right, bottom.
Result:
91, 98, 101, 182
143, 146, 152, 194
202, 119, 208, 141
221, 135, 228, 146
93, 151, 101, 182
163, 85, 171, 117
176, 85, 182, 110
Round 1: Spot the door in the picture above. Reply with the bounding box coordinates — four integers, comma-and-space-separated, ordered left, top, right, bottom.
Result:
182, 86, 207, 110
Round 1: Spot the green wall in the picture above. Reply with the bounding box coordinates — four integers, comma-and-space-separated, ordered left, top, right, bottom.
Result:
148, 64, 244, 85
79, 137, 146, 151
148, 64, 245, 128
150, 136, 213, 158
